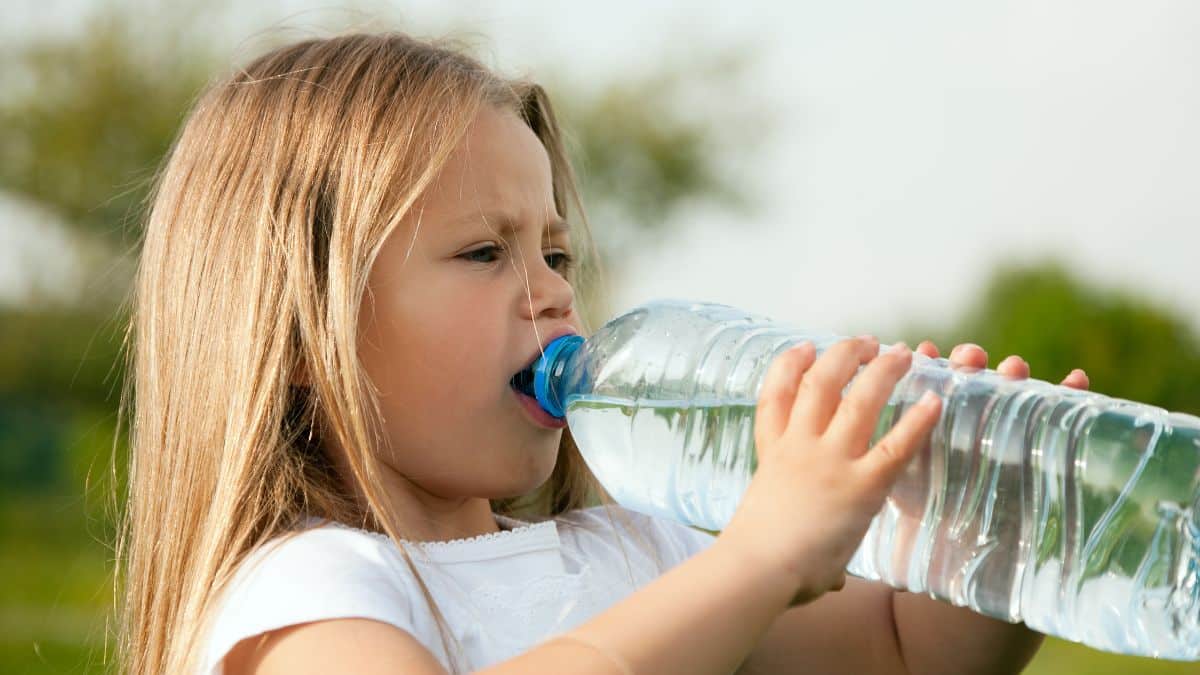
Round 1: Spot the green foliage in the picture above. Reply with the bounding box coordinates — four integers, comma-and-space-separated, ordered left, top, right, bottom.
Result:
1024, 637, 1198, 675
545, 46, 772, 244
0, 12, 216, 249
898, 256, 1200, 416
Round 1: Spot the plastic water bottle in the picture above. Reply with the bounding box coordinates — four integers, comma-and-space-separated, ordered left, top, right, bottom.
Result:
511, 298, 1200, 660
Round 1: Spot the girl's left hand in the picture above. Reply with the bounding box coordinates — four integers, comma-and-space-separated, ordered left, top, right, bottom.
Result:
918, 340, 1091, 391
884, 340, 1091, 522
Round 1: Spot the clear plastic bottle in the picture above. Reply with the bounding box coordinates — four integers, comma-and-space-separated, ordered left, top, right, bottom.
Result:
512, 298, 1200, 660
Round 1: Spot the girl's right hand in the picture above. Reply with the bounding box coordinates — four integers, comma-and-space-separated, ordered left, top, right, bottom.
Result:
717, 336, 943, 608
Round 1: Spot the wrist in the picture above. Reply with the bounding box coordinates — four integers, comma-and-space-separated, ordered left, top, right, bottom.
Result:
711, 530, 817, 612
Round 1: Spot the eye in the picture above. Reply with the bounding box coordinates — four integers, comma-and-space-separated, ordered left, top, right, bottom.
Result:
460, 245, 504, 264
546, 251, 575, 274
459, 245, 575, 275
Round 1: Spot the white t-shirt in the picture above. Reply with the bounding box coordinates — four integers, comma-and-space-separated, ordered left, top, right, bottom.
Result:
198, 504, 717, 674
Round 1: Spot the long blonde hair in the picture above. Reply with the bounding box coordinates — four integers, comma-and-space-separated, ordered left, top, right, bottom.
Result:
111, 30, 658, 674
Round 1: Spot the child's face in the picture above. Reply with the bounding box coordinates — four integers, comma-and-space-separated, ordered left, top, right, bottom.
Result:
350, 105, 582, 513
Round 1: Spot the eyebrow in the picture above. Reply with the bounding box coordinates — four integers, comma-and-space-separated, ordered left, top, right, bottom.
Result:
450, 210, 571, 236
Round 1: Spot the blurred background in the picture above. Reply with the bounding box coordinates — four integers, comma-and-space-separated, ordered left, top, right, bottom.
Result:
2, 1, 1198, 673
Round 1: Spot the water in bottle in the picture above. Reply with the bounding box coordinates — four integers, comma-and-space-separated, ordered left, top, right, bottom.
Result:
511, 298, 1200, 660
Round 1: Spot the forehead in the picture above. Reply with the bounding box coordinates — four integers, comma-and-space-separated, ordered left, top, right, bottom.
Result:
421, 107, 561, 230
444, 209, 571, 237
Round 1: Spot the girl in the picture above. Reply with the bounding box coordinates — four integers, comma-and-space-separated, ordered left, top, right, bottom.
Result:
112, 30, 1091, 674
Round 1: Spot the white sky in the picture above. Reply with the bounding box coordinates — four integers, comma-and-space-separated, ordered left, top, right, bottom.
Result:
5, 0, 1199, 342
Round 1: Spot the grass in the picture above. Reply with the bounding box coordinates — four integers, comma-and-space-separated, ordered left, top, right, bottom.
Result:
1024, 637, 1199, 675
2, 496, 116, 674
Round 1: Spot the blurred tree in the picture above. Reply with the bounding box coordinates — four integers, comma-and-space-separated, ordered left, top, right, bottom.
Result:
542, 46, 774, 256
0, 6, 769, 276
0, 11, 214, 252
898, 256, 1200, 416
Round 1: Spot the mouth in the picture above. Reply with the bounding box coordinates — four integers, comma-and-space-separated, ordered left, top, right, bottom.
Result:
510, 363, 566, 429
509, 327, 578, 398
510, 364, 536, 398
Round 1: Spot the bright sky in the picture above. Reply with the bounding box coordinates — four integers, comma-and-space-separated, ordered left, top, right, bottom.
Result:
6, 0, 1199, 344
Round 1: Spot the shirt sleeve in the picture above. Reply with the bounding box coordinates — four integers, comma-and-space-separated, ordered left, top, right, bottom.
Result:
645, 510, 719, 569
587, 504, 718, 573
198, 527, 418, 675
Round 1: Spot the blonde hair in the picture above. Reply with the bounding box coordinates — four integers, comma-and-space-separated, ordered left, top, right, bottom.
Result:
110, 30, 662, 674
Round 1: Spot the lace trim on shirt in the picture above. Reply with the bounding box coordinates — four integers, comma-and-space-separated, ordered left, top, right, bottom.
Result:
308, 514, 556, 550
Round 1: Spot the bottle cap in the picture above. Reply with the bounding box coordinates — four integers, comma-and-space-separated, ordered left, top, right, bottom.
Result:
534, 335, 584, 418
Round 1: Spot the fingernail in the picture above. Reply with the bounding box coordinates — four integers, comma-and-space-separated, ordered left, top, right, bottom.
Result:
919, 390, 940, 407
887, 341, 909, 354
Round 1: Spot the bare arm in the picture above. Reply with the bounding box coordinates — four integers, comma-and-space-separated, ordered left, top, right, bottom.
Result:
733, 577, 1042, 675
893, 590, 1043, 675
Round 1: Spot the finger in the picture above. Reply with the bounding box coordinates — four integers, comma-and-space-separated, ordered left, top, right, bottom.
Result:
825, 341, 914, 457
948, 343, 987, 370
789, 336, 881, 436
916, 340, 940, 359
754, 342, 817, 449
996, 355, 1030, 379
859, 390, 943, 489
1061, 368, 1089, 390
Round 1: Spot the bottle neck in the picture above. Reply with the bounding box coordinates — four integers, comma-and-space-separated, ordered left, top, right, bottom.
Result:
534, 335, 585, 418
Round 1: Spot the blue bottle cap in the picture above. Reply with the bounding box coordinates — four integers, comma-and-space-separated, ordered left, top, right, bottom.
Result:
534, 334, 584, 418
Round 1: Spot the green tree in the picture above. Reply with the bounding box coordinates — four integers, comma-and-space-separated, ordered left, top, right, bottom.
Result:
899, 256, 1200, 415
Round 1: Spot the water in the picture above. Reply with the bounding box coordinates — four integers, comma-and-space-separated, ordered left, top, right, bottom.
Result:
564, 387, 1200, 659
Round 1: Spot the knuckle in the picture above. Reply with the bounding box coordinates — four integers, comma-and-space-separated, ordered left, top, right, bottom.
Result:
840, 394, 876, 425
829, 338, 859, 358
873, 437, 901, 464
758, 387, 791, 414
800, 370, 832, 398
765, 350, 803, 387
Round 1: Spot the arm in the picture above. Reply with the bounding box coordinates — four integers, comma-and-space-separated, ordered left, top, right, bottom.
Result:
893, 590, 1043, 674
734, 577, 1042, 675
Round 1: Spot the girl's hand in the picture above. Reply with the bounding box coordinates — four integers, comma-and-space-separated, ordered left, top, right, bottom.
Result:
886, 341, 1092, 532
718, 336, 941, 608
921, 340, 1090, 391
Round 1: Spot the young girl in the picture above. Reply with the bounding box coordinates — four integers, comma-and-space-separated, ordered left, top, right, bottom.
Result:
113, 30, 1091, 674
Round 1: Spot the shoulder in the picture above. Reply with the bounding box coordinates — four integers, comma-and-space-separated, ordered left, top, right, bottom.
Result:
219, 521, 415, 608
559, 503, 717, 571
200, 521, 424, 675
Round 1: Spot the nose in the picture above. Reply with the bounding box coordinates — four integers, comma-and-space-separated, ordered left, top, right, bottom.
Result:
516, 248, 575, 320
